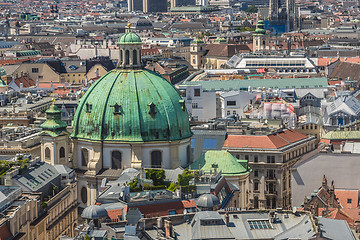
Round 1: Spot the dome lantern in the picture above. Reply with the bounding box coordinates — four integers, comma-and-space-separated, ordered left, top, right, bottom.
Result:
117, 24, 142, 69
40, 99, 68, 135
254, 20, 266, 35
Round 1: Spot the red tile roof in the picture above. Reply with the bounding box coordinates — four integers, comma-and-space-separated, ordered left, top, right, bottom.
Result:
132, 199, 196, 217
38, 83, 67, 88
141, 48, 160, 56
107, 209, 123, 221
0, 57, 40, 66
335, 189, 359, 209
14, 75, 36, 88
224, 129, 308, 149
318, 57, 360, 67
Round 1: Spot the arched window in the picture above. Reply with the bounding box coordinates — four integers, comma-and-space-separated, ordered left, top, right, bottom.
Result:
111, 151, 122, 169
45, 147, 51, 160
120, 50, 123, 64
81, 148, 89, 167
186, 145, 191, 165
81, 187, 87, 204
133, 49, 137, 65
151, 150, 162, 168
125, 50, 129, 65
59, 147, 65, 158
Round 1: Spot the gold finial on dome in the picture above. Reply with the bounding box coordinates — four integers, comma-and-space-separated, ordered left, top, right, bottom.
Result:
127, 16, 132, 29
51, 92, 56, 105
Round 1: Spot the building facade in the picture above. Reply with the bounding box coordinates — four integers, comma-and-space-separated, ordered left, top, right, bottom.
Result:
70, 31, 192, 208
223, 129, 317, 209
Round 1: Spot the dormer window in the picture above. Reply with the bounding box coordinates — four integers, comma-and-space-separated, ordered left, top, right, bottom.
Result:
148, 102, 156, 115
86, 103, 92, 113
111, 103, 122, 115
179, 100, 186, 111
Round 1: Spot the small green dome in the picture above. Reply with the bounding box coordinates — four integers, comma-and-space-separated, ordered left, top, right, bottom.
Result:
71, 69, 192, 142
257, 20, 265, 26
0, 79, 7, 87
41, 102, 68, 136
190, 150, 251, 176
214, 37, 226, 43
0, 67, 6, 77
117, 32, 142, 45
192, 38, 204, 44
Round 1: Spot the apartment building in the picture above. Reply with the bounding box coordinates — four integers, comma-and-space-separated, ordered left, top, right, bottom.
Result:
223, 129, 316, 210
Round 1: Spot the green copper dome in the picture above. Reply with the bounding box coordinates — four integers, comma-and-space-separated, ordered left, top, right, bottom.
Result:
117, 32, 142, 45
41, 102, 68, 137
71, 69, 192, 142
255, 20, 266, 35
190, 150, 251, 176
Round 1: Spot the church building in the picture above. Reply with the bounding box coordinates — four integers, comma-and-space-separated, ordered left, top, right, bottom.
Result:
59, 30, 193, 207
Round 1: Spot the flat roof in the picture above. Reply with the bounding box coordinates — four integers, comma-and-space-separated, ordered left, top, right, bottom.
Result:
181, 78, 328, 91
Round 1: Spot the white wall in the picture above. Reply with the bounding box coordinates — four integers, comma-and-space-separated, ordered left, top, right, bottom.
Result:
179, 85, 216, 121
220, 91, 256, 117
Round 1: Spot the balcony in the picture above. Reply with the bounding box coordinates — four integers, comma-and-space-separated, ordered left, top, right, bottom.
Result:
265, 175, 277, 181
265, 190, 277, 196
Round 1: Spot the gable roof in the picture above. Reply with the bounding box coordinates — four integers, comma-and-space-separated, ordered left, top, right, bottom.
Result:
329, 61, 360, 80
335, 189, 359, 209
206, 44, 250, 58
317, 217, 356, 240
326, 95, 360, 117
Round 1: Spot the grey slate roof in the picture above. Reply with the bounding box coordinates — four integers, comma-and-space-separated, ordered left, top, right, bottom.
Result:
317, 217, 356, 240
190, 211, 235, 240
14, 161, 60, 192
164, 167, 184, 182
155, 211, 317, 240
292, 153, 360, 207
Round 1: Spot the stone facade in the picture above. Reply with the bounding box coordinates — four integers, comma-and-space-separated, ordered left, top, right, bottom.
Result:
224, 130, 317, 210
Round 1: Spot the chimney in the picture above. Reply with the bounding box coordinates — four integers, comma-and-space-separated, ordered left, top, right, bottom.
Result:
322, 175, 327, 189
329, 181, 335, 207
157, 217, 163, 229
224, 212, 230, 227
164, 218, 173, 238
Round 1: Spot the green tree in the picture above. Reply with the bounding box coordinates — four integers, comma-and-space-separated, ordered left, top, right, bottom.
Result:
168, 182, 177, 192
41, 201, 48, 209
178, 169, 194, 186
146, 169, 165, 186
245, 5, 258, 13
129, 178, 141, 192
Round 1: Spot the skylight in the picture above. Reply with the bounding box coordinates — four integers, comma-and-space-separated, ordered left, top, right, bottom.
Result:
248, 220, 272, 230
